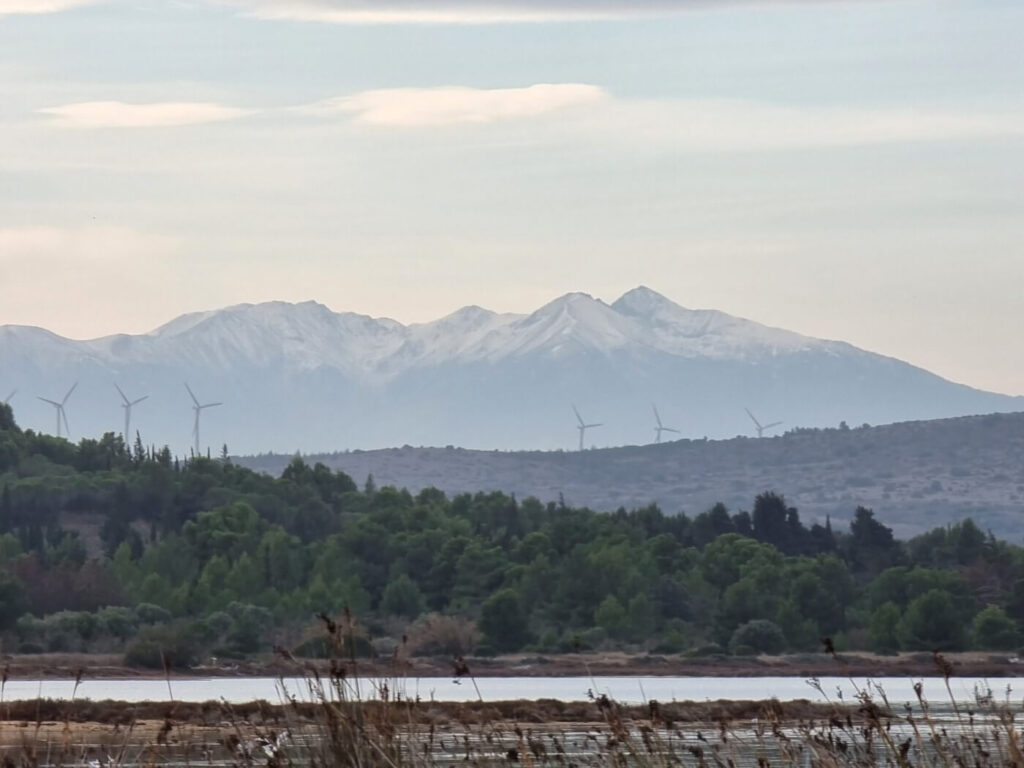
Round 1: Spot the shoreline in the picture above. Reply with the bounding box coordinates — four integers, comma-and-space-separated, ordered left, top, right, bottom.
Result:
3, 650, 1020, 681
0, 696, 850, 728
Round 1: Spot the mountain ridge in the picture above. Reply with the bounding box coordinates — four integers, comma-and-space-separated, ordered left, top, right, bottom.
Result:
1, 286, 1020, 454
237, 411, 1024, 539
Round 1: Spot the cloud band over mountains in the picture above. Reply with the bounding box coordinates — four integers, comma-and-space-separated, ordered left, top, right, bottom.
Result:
2, 0, 857, 21
213, 0, 840, 24
0, 0, 97, 15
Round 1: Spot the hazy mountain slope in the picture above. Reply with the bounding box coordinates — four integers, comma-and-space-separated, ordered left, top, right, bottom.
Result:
239, 412, 1024, 539
1, 287, 1021, 454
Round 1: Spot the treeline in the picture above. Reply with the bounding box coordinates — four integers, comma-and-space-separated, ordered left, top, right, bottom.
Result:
1, 402, 1022, 665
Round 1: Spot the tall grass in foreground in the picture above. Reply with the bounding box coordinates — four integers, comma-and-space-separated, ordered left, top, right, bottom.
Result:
2, 620, 1024, 767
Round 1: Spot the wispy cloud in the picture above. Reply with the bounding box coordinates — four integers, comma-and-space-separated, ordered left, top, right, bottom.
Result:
39, 101, 251, 128
301, 88, 1024, 147
304, 84, 609, 126
0, 0, 97, 15
216, 0, 766, 24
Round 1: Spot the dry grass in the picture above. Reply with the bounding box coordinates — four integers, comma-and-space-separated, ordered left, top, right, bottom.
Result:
2, 626, 1024, 767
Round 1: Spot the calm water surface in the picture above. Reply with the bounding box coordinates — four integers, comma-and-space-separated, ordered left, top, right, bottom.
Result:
3, 676, 1019, 705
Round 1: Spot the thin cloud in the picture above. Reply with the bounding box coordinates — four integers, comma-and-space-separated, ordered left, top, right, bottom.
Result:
305, 84, 609, 127
216, 0, 770, 24
557, 99, 1024, 151
39, 101, 251, 129
0, 0, 98, 15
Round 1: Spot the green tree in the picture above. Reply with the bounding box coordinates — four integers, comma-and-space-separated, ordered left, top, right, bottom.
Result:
898, 589, 968, 651
0, 571, 27, 630
479, 588, 530, 652
867, 602, 902, 653
627, 593, 657, 642
594, 595, 628, 640
972, 605, 1019, 650
380, 573, 426, 619
225, 552, 262, 598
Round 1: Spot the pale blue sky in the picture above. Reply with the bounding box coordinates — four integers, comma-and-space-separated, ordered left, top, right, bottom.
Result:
2, 0, 1023, 394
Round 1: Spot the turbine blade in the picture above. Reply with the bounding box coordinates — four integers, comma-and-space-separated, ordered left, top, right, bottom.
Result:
664, 427, 680, 433
765, 421, 783, 429
4, 389, 15, 403
202, 402, 223, 409
588, 422, 603, 428
744, 407, 761, 429
38, 397, 60, 406
572, 404, 584, 426
62, 381, 78, 405
185, 382, 200, 407
131, 395, 149, 406
652, 404, 662, 427
114, 383, 129, 405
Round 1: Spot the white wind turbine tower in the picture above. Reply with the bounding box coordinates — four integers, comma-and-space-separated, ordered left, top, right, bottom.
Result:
572, 404, 602, 452
115, 384, 148, 443
745, 407, 782, 438
37, 382, 78, 439
186, 382, 222, 457
652, 404, 680, 444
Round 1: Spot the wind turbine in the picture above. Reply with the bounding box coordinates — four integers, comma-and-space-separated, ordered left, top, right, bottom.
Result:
652, 404, 680, 444
3, 389, 14, 405
115, 384, 148, 442
572, 404, 602, 451
37, 382, 78, 439
186, 383, 222, 456
745, 407, 782, 438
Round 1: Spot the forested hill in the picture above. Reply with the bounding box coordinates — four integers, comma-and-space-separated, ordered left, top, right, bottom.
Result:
239, 411, 1024, 539
1, 401, 1024, 662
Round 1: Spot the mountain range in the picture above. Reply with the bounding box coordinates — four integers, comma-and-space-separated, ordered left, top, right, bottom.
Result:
1, 287, 1020, 454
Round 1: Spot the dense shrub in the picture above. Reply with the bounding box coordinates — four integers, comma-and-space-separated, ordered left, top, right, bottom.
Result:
123, 621, 205, 669
729, 620, 786, 655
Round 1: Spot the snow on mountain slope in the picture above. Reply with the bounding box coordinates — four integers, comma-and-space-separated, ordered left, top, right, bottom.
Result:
4, 287, 849, 378
379, 306, 522, 373
86, 301, 407, 375
465, 292, 636, 361
0, 286, 995, 381
0, 325, 98, 370
612, 286, 828, 359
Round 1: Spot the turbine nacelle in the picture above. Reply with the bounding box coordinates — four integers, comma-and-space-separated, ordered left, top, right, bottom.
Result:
115, 383, 149, 441
572, 404, 602, 451
186, 382, 222, 456
652, 403, 680, 444
745, 407, 782, 438
37, 382, 77, 438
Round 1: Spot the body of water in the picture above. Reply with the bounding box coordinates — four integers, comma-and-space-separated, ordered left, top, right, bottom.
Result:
1, 675, 1017, 705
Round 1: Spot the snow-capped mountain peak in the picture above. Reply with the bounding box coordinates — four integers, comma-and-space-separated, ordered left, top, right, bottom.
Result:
611, 285, 685, 315
466, 291, 637, 360
2, 287, 1020, 453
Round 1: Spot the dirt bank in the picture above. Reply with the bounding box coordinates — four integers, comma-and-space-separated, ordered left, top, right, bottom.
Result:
0, 696, 847, 729
2, 649, 1020, 681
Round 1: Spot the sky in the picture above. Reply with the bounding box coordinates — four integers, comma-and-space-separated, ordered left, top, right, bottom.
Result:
1, 0, 1023, 394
